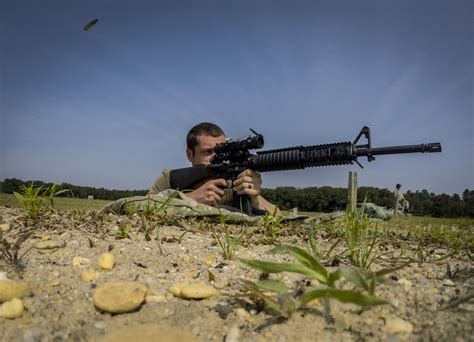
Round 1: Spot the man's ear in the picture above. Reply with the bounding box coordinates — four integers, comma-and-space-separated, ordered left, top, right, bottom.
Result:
186, 148, 194, 163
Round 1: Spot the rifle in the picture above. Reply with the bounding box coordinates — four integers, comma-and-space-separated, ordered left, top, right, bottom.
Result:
170, 126, 442, 215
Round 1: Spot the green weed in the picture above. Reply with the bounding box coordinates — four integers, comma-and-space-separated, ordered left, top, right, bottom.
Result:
115, 223, 132, 239
240, 245, 395, 318
261, 206, 285, 242
340, 205, 379, 269
14, 183, 69, 222
307, 225, 341, 262
135, 191, 179, 245
212, 212, 248, 260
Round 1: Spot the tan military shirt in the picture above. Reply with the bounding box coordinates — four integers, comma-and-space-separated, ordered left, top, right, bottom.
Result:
148, 169, 234, 206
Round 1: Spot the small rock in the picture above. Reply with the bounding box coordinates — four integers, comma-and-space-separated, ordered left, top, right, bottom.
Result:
425, 267, 436, 279
225, 324, 240, 342
0, 298, 24, 318
97, 253, 115, 270
0, 223, 11, 232
48, 279, 62, 287
81, 270, 101, 282
384, 317, 413, 336
397, 278, 412, 290
185, 270, 200, 279
183, 255, 192, 263
168, 283, 187, 297
264, 331, 273, 339
72, 257, 91, 268
235, 308, 250, 320
97, 324, 198, 342
93, 281, 148, 313
442, 279, 455, 287
180, 283, 218, 299
192, 326, 200, 336
204, 255, 215, 267
146, 295, 166, 303
22, 298, 35, 313
216, 302, 233, 319
34, 239, 66, 250
22, 328, 44, 342
214, 281, 227, 289
334, 311, 350, 331
0, 274, 31, 303
94, 321, 107, 329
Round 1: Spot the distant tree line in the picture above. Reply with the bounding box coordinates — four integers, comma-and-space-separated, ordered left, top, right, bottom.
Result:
1, 178, 473, 218
261, 187, 474, 218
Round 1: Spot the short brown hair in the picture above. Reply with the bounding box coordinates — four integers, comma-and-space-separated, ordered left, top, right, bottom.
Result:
186, 122, 225, 152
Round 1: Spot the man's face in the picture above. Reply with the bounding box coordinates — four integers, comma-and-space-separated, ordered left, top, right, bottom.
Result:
186, 134, 226, 166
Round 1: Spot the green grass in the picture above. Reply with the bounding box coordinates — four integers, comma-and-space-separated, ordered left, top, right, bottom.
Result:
0, 193, 111, 211
383, 215, 474, 250
390, 215, 474, 229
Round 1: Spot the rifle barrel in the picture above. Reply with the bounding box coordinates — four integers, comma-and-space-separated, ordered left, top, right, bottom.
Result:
356, 142, 442, 156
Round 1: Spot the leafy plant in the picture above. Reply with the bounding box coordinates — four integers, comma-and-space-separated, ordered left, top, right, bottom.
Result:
340, 205, 379, 269
262, 206, 285, 241
46, 183, 70, 208
212, 212, 248, 260
307, 225, 341, 262
135, 191, 179, 244
123, 201, 136, 218
115, 223, 132, 239
14, 182, 69, 222
240, 245, 395, 318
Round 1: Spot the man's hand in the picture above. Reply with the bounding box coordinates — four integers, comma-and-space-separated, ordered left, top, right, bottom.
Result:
232, 169, 262, 201
233, 169, 280, 214
185, 178, 227, 206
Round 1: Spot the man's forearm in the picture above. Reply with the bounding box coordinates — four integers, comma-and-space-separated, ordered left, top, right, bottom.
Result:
252, 195, 280, 215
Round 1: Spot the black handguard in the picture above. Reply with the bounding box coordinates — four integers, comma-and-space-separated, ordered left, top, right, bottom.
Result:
169, 126, 442, 215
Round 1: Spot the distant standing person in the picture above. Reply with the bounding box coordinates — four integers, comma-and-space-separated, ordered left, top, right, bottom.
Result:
394, 183, 409, 215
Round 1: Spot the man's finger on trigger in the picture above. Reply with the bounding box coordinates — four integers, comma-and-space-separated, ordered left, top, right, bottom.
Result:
212, 179, 226, 189
217, 187, 225, 196
237, 169, 250, 178
244, 176, 255, 183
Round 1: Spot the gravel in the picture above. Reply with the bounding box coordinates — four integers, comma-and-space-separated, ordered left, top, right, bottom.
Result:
0, 207, 473, 341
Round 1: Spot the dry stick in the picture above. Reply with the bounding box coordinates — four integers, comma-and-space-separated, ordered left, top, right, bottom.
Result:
440, 292, 474, 311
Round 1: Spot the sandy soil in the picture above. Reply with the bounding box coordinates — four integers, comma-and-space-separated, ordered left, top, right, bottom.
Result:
0, 207, 473, 342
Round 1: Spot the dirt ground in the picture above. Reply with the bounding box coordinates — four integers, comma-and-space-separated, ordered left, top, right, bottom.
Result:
1, 207, 473, 342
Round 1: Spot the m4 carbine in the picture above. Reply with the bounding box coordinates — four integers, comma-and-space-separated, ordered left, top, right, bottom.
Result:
170, 126, 441, 215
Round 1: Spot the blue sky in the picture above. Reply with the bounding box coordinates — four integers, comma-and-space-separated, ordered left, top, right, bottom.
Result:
1, 0, 472, 195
